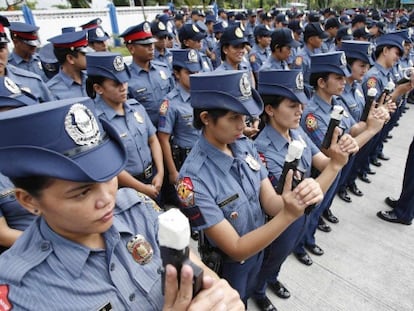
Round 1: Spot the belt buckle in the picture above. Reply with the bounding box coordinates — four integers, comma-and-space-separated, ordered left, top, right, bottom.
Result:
144, 165, 152, 179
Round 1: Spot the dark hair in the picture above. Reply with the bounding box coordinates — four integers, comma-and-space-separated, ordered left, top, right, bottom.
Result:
193, 108, 229, 129
374, 45, 385, 59
309, 71, 330, 88
346, 57, 358, 67
220, 43, 229, 61
86, 75, 107, 99
10, 176, 54, 198
271, 44, 288, 53
53, 47, 80, 65
260, 94, 285, 124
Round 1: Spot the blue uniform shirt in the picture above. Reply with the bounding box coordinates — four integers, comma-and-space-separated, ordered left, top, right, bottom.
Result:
0, 173, 36, 232
362, 62, 393, 100
260, 55, 290, 71
0, 188, 164, 310
248, 44, 271, 73
178, 135, 267, 243
255, 125, 319, 183
95, 98, 156, 176
339, 81, 365, 121
8, 51, 49, 82
46, 70, 88, 100
301, 94, 356, 148
154, 48, 173, 70
158, 84, 200, 149
128, 60, 174, 126
6, 65, 52, 102
293, 45, 321, 85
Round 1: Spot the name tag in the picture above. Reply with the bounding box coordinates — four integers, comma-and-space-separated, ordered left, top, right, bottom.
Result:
97, 302, 112, 311
135, 88, 146, 93
218, 194, 239, 208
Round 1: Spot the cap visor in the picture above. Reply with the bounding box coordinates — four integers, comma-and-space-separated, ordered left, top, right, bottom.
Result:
23, 39, 40, 47
288, 39, 300, 48
319, 32, 329, 39
134, 37, 157, 44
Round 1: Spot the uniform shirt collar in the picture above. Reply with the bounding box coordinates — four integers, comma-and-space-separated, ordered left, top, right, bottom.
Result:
59, 70, 86, 87
374, 62, 391, 76
130, 60, 157, 73
95, 97, 133, 121
313, 93, 332, 114
177, 83, 190, 102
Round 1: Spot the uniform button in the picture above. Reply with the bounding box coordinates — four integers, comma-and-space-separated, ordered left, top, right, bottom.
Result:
110, 263, 115, 271
40, 241, 50, 251
157, 267, 163, 274
129, 293, 136, 302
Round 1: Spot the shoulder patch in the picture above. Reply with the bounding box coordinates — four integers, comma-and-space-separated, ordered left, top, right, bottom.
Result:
249, 53, 257, 63
295, 56, 303, 67
159, 100, 169, 116
367, 77, 377, 89
305, 113, 318, 132
258, 152, 267, 168
176, 177, 195, 207
136, 191, 162, 212
0, 284, 12, 311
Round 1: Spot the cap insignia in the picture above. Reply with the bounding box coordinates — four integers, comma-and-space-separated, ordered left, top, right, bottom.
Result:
113, 55, 124, 72
192, 24, 200, 33
158, 21, 166, 30
65, 103, 100, 146
188, 49, 198, 62
239, 73, 251, 97
296, 72, 304, 90
235, 27, 243, 38
143, 22, 151, 33
95, 27, 105, 38
340, 52, 347, 66
347, 28, 352, 35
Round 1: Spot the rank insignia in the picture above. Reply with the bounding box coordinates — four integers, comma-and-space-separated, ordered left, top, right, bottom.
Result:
367, 77, 377, 89
127, 234, 154, 265
0, 284, 12, 311
134, 111, 143, 123
176, 177, 195, 207
159, 100, 169, 116
305, 113, 318, 132
136, 191, 161, 212
245, 153, 260, 171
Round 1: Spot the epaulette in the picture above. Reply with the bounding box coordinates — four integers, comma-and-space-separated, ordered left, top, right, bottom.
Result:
115, 187, 161, 213
7, 64, 43, 81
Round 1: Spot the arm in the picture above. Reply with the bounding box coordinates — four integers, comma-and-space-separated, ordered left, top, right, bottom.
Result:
148, 134, 164, 192
158, 132, 179, 185
0, 216, 24, 248
117, 170, 159, 199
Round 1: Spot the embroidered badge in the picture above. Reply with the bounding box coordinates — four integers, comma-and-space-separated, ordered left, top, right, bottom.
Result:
127, 234, 153, 265
245, 153, 260, 171
65, 103, 101, 146
249, 54, 256, 63
0, 284, 12, 311
134, 111, 143, 123
159, 100, 169, 116
366, 77, 377, 89
295, 56, 303, 67
305, 113, 318, 132
176, 177, 195, 207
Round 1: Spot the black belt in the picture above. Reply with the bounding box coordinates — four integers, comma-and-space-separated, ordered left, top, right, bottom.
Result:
134, 164, 153, 181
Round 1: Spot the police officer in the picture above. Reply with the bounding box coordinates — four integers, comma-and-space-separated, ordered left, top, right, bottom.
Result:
176, 70, 323, 306
252, 69, 352, 311
248, 25, 272, 78
335, 26, 353, 49
8, 22, 48, 82
151, 20, 173, 69
158, 49, 201, 187
0, 76, 38, 254
0, 97, 243, 310
322, 17, 341, 53
38, 43, 59, 80
260, 28, 300, 71
202, 14, 217, 65
85, 52, 164, 203
121, 22, 174, 126
46, 30, 90, 100
87, 26, 110, 52
0, 16, 52, 103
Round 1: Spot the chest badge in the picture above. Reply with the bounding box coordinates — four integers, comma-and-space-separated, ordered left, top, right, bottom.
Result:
127, 234, 153, 265
245, 153, 260, 171
134, 111, 143, 123
159, 70, 167, 80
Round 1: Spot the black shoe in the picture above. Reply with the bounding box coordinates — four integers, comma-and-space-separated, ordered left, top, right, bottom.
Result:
366, 167, 376, 175
317, 217, 331, 232
385, 196, 398, 209
305, 244, 324, 256
370, 159, 382, 167
323, 209, 339, 223
358, 173, 372, 183
394, 122, 399, 127
348, 183, 364, 197
294, 252, 313, 266
337, 188, 352, 203
386, 134, 393, 139
377, 211, 412, 225
269, 280, 290, 299
253, 296, 278, 311
378, 152, 390, 161
383, 138, 388, 143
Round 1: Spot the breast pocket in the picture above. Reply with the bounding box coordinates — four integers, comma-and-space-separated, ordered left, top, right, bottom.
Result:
217, 193, 249, 234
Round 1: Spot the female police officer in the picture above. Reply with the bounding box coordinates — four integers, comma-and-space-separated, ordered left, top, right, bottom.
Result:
176, 70, 324, 306
252, 70, 356, 311
0, 97, 243, 310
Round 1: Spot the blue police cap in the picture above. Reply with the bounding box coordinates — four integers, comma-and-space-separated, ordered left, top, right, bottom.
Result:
376, 32, 405, 56
393, 29, 413, 43
220, 25, 248, 46
0, 76, 37, 108
340, 15, 352, 25
213, 21, 224, 33
151, 21, 169, 38
86, 52, 130, 84
288, 20, 304, 33
258, 70, 308, 105
80, 18, 102, 30
0, 15, 10, 44
158, 14, 172, 25
254, 25, 272, 38
120, 22, 156, 45
353, 26, 371, 39
171, 49, 202, 72
190, 70, 264, 117
340, 40, 374, 65
9, 22, 40, 47
61, 26, 76, 33
38, 43, 59, 79
205, 14, 217, 23
48, 30, 90, 53
336, 26, 353, 41
310, 51, 351, 77
304, 22, 328, 41
271, 28, 300, 49
0, 97, 127, 182
178, 23, 206, 42
88, 26, 109, 42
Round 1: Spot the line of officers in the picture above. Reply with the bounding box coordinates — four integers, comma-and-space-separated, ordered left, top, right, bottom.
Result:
0, 6, 414, 310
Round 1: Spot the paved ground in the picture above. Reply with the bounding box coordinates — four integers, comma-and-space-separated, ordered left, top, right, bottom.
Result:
246, 106, 414, 311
